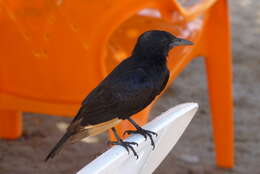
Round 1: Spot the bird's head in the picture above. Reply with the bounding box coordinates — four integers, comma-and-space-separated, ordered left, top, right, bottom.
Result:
132, 30, 193, 60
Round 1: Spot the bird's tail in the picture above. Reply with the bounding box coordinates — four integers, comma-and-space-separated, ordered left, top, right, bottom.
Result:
45, 132, 72, 161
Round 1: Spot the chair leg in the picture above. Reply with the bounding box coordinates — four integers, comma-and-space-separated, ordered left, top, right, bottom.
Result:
0, 110, 22, 139
204, 0, 234, 168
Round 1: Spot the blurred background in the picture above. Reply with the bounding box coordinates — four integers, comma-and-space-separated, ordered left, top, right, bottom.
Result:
0, 0, 259, 173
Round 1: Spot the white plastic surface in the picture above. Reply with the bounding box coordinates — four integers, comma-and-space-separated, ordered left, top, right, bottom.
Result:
77, 103, 198, 174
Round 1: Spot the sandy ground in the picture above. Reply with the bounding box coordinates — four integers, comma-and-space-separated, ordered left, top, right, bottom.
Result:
1, 0, 260, 173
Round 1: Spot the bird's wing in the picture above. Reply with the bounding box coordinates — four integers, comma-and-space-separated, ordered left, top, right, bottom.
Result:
72, 67, 157, 127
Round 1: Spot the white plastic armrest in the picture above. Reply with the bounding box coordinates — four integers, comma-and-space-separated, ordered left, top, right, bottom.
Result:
77, 103, 199, 174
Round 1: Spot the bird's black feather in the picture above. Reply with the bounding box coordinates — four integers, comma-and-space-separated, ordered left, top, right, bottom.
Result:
76, 55, 169, 125
45, 132, 72, 161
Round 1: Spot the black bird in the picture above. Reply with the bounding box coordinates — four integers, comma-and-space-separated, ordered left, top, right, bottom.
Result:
45, 30, 193, 161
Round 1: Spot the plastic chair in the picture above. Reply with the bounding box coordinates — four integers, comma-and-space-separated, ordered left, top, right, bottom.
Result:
0, 0, 233, 168
77, 103, 198, 174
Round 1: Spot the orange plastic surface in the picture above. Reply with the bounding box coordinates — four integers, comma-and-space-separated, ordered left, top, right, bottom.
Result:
0, 0, 233, 168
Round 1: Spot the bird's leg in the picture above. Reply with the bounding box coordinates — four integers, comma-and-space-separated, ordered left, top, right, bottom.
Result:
108, 127, 139, 159
124, 118, 157, 150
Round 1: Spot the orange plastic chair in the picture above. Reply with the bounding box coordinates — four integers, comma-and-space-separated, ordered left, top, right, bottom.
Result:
0, 0, 233, 168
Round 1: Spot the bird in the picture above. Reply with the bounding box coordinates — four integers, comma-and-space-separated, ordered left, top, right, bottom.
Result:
45, 30, 193, 161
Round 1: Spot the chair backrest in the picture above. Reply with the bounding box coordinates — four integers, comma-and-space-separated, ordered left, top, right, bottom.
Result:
77, 103, 198, 174
0, 0, 216, 105
0, 0, 215, 116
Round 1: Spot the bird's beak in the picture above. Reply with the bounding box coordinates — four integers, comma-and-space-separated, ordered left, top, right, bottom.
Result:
170, 38, 193, 47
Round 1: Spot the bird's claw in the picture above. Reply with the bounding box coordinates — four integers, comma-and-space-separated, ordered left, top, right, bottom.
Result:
108, 140, 139, 158
124, 130, 147, 140
124, 128, 157, 150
